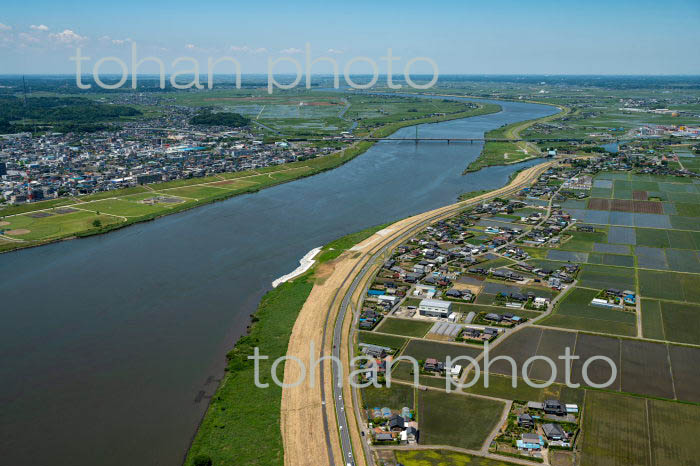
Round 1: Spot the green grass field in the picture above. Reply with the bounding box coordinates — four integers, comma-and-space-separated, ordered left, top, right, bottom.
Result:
581, 391, 651, 466
647, 398, 700, 466
462, 373, 584, 404
638, 270, 700, 304
1, 210, 123, 241
582, 390, 700, 466
401, 339, 482, 363
642, 299, 700, 345
375, 317, 433, 337
578, 264, 636, 290
418, 390, 504, 450
361, 384, 415, 410
358, 331, 407, 350
395, 449, 523, 466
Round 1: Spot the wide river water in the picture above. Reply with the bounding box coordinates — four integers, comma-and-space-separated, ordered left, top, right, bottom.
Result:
0, 97, 557, 465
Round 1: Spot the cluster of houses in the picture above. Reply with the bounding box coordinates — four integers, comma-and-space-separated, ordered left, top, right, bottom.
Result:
493, 398, 580, 459
514, 263, 578, 291
460, 326, 500, 343
591, 288, 636, 309
0, 106, 341, 206
368, 406, 419, 445
359, 308, 384, 330
480, 311, 529, 326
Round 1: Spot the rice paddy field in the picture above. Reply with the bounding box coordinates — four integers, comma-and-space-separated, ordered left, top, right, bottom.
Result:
395, 449, 523, 466
417, 390, 504, 450
539, 287, 637, 336
581, 390, 700, 466
375, 317, 434, 338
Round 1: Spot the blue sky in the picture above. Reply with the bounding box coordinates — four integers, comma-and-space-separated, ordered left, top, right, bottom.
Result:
1, 0, 699, 75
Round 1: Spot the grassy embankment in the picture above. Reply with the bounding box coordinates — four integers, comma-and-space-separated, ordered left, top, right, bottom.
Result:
464, 104, 570, 173
183, 223, 388, 465
0, 103, 500, 254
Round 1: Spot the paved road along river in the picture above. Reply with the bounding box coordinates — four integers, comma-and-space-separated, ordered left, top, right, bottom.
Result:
0, 97, 558, 466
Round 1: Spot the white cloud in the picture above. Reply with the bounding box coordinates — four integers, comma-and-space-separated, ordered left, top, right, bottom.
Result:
0, 23, 12, 32
18, 32, 40, 44
327, 48, 343, 54
280, 47, 303, 55
230, 45, 267, 54
48, 29, 87, 44
30, 24, 49, 31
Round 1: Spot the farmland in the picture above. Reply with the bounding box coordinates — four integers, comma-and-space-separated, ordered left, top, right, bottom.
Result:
580, 391, 651, 466
642, 299, 700, 345
581, 391, 700, 466
358, 331, 407, 350
417, 390, 504, 450
400, 339, 482, 363
395, 449, 523, 466
361, 384, 415, 411
540, 287, 637, 336
376, 317, 434, 338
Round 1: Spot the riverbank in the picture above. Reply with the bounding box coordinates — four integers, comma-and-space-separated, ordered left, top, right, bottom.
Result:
183, 223, 387, 466
463, 103, 570, 173
362, 89, 566, 173
280, 161, 555, 466
0, 102, 500, 255
271, 246, 322, 288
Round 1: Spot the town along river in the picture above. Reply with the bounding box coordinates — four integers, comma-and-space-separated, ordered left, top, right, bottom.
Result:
0, 97, 558, 466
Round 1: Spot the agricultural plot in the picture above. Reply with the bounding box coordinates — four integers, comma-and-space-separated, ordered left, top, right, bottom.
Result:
666, 229, 698, 249
417, 390, 504, 450
540, 287, 636, 336
635, 228, 670, 248
547, 249, 589, 262
647, 399, 700, 466
578, 264, 636, 291
482, 327, 542, 376
375, 318, 433, 338
580, 391, 651, 466
400, 339, 482, 363
634, 245, 668, 270
592, 243, 631, 254
586, 253, 635, 267
670, 215, 700, 231
675, 202, 700, 217
395, 449, 523, 466
646, 300, 700, 345
360, 384, 414, 410
668, 345, 700, 403
640, 299, 665, 340
639, 270, 700, 304
607, 226, 636, 245
527, 328, 578, 384
358, 331, 407, 351
587, 198, 664, 214
570, 333, 620, 390
664, 249, 700, 273
619, 339, 674, 399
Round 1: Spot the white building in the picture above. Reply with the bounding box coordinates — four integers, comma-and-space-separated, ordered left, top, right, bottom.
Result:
418, 299, 452, 318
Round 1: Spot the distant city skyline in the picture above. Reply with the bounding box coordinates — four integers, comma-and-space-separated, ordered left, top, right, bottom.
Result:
1, 0, 699, 75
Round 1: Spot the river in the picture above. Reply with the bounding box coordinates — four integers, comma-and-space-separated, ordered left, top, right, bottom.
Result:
0, 97, 558, 465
